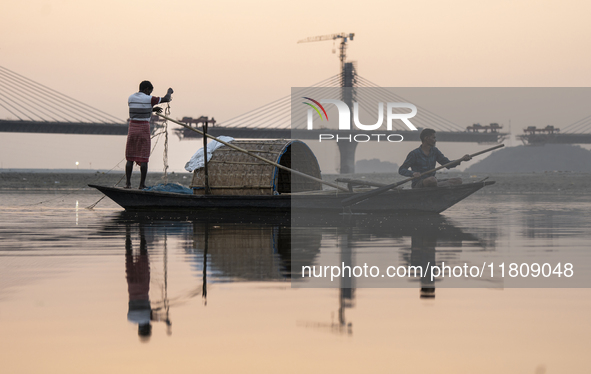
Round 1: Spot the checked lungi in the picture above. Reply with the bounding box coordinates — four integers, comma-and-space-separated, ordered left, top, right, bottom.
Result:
125, 120, 151, 163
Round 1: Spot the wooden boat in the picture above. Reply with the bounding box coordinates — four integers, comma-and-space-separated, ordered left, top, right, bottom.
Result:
89, 180, 494, 214
91, 139, 496, 214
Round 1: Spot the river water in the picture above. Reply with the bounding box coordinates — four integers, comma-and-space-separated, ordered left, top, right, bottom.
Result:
1, 172, 590, 373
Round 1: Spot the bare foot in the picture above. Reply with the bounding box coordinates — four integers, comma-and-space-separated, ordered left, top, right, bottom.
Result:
138, 185, 147, 190
124, 184, 131, 189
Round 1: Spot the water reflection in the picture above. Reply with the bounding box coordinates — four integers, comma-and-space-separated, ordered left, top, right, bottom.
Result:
292, 213, 493, 292
113, 212, 492, 286
409, 233, 437, 298
520, 208, 585, 239
298, 230, 355, 335
3, 192, 591, 371
108, 211, 494, 340
189, 224, 292, 281
125, 224, 152, 340
124, 223, 171, 341
113, 211, 322, 282
399, 216, 482, 298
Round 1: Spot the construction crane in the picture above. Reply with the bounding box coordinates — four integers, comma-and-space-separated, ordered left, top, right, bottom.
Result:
298, 33, 357, 174
298, 33, 355, 71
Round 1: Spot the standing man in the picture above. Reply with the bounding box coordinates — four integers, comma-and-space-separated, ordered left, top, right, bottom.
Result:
399, 128, 471, 188
126, 81, 173, 189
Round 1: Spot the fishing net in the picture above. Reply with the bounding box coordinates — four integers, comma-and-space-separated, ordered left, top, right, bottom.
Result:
143, 183, 193, 194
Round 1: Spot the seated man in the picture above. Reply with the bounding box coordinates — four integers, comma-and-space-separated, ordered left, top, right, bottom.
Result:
399, 128, 471, 188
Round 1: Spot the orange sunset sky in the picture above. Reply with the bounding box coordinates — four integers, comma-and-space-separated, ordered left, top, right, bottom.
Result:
1, 0, 590, 171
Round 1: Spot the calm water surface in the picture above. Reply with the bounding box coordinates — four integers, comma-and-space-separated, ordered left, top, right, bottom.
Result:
1, 184, 590, 373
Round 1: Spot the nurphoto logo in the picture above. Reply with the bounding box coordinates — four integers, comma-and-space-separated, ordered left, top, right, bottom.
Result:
302, 97, 418, 143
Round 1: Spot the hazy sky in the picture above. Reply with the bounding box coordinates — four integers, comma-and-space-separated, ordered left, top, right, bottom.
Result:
1, 0, 591, 172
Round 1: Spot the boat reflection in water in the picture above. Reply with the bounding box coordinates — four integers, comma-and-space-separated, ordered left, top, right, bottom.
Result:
110, 210, 493, 339
112, 211, 318, 340
292, 212, 492, 297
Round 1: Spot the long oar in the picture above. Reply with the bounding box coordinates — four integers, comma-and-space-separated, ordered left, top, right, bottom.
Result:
341, 144, 504, 207
156, 113, 349, 192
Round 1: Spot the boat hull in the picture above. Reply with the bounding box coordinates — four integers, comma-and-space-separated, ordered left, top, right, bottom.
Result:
89, 181, 494, 214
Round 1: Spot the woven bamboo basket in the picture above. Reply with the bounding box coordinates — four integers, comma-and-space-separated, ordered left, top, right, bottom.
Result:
190, 140, 322, 195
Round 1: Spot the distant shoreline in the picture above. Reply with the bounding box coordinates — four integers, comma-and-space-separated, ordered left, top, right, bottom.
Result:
0, 168, 125, 174
0, 171, 590, 195
0, 170, 192, 191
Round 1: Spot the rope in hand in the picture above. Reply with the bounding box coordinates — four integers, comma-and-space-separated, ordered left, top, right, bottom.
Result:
162, 103, 170, 184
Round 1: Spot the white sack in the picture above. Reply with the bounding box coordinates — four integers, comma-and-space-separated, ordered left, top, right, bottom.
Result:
184, 136, 235, 172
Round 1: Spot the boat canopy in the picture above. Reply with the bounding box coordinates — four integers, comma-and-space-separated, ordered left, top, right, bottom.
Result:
191, 140, 322, 195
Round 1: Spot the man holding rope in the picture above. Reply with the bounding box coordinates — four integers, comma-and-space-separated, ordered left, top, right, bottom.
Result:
399, 128, 471, 188
125, 81, 173, 189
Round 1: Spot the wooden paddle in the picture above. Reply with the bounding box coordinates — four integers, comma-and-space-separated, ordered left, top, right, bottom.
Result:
340, 144, 504, 207
156, 113, 350, 192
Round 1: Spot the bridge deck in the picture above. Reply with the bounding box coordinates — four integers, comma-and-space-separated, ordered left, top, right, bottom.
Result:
0, 120, 509, 143
517, 133, 591, 145
0, 120, 129, 135
175, 127, 508, 143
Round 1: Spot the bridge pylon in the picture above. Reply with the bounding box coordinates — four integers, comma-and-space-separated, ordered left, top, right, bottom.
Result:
339, 62, 358, 173
337, 141, 358, 174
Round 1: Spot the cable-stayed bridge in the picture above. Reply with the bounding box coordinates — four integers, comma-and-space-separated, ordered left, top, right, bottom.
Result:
0, 64, 505, 144
516, 116, 591, 145
177, 74, 507, 143
0, 65, 508, 172
179, 73, 508, 172
5, 64, 589, 172
0, 65, 128, 134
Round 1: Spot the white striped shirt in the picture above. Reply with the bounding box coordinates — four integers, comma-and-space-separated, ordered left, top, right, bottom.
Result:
128, 92, 161, 122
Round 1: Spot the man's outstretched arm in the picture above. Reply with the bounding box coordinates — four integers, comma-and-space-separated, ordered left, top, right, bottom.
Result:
160, 88, 174, 103
153, 88, 174, 113
436, 149, 471, 169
